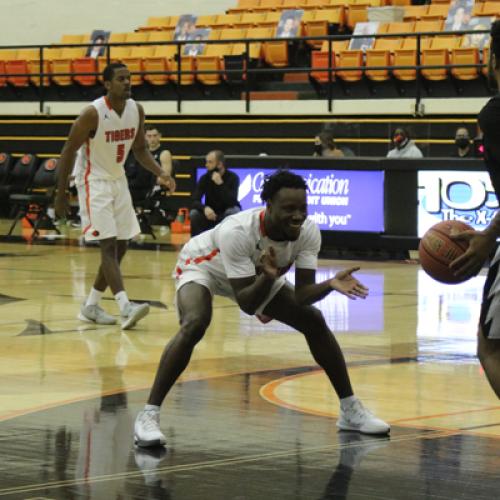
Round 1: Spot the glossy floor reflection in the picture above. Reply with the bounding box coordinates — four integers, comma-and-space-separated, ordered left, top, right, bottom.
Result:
0, 239, 499, 499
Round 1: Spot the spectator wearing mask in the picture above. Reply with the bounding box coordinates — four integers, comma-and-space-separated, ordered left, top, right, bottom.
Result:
313, 131, 344, 158
387, 127, 423, 158
190, 150, 241, 236
452, 127, 473, 158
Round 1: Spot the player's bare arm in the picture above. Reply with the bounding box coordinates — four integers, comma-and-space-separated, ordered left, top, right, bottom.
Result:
228, 247, 278, 315
294, 267, 368, 305
132, 104, 176, 193
55, 106, 98, 218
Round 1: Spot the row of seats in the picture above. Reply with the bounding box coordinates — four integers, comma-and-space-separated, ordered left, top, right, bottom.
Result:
311, 37, 490, 82
0, 28, 281, 87
0, 21, 492, 87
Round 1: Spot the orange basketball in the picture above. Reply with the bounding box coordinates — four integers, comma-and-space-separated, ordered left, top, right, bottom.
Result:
418, 220, 473, 284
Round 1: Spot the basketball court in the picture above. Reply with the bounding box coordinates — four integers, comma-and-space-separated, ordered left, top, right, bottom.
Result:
0, 231, 499, 499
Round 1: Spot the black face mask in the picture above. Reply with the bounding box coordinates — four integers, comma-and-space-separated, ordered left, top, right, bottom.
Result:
314, 144, 323, 156
455, 138, 470, 149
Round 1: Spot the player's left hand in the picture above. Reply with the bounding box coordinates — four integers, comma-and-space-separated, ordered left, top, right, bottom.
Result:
158, 172, 176, 194
329, 267, 368, 299
449, 230, 494, 279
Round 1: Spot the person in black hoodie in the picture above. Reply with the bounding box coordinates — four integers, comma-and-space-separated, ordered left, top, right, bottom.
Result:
189, 150, 241, 236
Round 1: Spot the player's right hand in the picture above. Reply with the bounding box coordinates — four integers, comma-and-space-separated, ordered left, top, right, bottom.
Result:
54, 193, 70, 220
204, 206, 217, 221
260, 246, 278, 279
449, 230, 495, 279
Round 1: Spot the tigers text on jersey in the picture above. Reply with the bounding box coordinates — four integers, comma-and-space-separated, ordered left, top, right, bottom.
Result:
74, 96, 139, 183
174, 207, 321, 285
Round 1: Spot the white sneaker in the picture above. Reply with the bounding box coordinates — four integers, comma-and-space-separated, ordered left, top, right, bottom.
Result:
337, 399, 390, 435
134, 410, 166, 448
78, 304, 117, 325
121, 302, 150, 330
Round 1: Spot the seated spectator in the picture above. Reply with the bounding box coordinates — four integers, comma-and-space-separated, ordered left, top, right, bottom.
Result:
190, 150, 241, 236
125, 125, 173, 206
452, 126, 473, 158
313, 131, 344, 158
387, 127, 423, 158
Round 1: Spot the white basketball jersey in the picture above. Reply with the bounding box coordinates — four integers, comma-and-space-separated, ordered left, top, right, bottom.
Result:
74, 96, 139, 183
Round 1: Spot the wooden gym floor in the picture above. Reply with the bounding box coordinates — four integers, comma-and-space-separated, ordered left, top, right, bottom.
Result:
0, 224, 499, 499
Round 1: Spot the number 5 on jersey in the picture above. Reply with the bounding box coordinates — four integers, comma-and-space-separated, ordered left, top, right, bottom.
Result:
116, 143, 125, 163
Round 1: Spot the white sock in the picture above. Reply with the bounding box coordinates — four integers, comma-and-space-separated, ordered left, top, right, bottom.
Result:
115, 290, 130, 313
85, 287, 103, 307
145, 404, 160, 412
340, 395, 358, 410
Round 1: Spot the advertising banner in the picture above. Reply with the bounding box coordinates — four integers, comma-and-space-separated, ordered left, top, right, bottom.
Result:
418, 170, 498, 236
197, 167, 385, 232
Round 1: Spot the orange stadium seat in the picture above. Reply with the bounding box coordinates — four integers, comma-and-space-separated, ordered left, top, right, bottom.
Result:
5, 49, 36, 87
451, 45, 480, 81
260, 12, 283, 27
237, 12, 267, 27
414, 20, 444, 34
123, 46, 156, 85
148, 31, 174, 44
263, 40, 289, 67
246, 27, 274, 59
143, 45, 177, 85
481, 1, 500, 16
380, 21, 415, 36
336, 49, 363, 81
170, 56, 196, 85
0, 50, 16, 87
51, 47, 86, 85
72, 57, 98, 86
196, 44, 231, 85
391, 0, 411, 5
347, 5, 369, 30
254, 0, 284, 11
421, 35, 460, 80
195, 15, 216, 28
304, 0, 331, 8
310, 40, 348, 82
403, 5, 427, 21
60, 34, 87, 45
212, 14, 241, 28
138, 16, 171, 31
365, 38, 402, 81
125, 32, 150, 44
304, 8, 345, 48
392, 36, 434, 81
282, 0, 307, 7
26, 48, 59, 86
422, 3, 450, 21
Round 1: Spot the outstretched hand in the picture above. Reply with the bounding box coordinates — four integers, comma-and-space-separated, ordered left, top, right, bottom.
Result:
329, 266, 368, 300
449, 230, 495, 279
260, 246, 278, 279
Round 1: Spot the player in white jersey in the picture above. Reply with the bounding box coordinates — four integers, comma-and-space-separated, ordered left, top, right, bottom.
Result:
134, 170, 390, 447
55, 63, 175, 330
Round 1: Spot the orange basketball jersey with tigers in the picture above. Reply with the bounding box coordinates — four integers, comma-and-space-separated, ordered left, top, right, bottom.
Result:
74, 96, 139, 182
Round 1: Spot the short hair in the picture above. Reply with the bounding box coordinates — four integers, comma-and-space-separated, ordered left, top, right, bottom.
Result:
209, 150, 225, 165
103, 62, 127, 82
145, 125, 160, 134
318, 130, 335, 150
261, 169, 308, 202
491, 19, 500, 61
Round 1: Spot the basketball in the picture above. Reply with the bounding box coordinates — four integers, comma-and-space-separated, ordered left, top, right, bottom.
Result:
418, 220, 473, 284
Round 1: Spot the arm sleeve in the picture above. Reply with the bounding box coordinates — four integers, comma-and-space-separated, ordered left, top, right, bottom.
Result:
217, 172, 240, 207
218, 226, 256, 279
191, 175, 207, 212
295, 222, 321, 270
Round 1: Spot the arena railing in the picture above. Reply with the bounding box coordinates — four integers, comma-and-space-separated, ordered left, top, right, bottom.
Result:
0, 27, 491, 115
